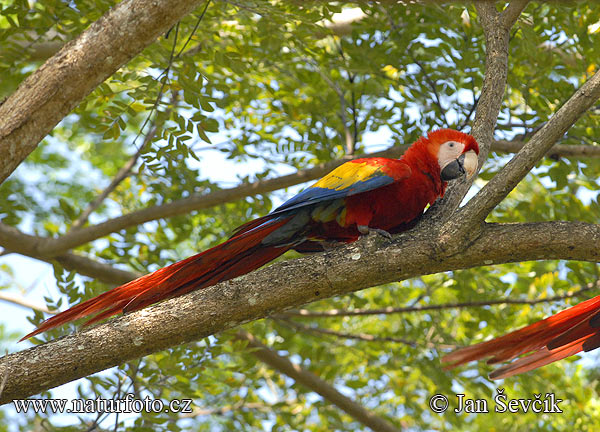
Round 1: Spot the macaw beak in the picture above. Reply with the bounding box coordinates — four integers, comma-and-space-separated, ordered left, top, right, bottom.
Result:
440, 150, 479, 181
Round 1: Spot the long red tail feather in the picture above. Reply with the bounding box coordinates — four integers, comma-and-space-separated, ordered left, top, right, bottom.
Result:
21, 217, 292, 341
443, 295, 600, 378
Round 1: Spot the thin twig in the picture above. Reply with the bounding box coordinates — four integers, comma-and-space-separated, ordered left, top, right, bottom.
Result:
70, 91, 180, 230
409, 51, 448, 126
70, 125, 157, 230
274, 316, 416, 347
0, 292, 57, 314
180, 402, 271, 418
457, 96, 479, 131
281, 282, 599, 318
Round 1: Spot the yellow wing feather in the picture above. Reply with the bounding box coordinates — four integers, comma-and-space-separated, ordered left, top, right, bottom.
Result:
312, 161, 383, 191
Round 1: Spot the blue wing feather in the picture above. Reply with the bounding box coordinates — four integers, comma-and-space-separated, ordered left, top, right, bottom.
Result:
273, 175, 393, 213
230, 159, 408, 238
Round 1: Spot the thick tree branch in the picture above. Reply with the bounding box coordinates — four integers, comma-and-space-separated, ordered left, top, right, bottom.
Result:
0, 0, 205, 184
236, 331, 401, 432
1, 220, 598, 403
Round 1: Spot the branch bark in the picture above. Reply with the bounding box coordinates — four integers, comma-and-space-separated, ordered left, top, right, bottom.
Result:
1, 220, 598, 403
0, 0, 205, 184
236, 331, 401, 432
450, 69, 600, 237
425, 0, 527, 221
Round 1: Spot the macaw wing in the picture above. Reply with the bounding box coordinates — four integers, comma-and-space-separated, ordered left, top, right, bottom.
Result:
231, 158, 410, 239
273, 159, 410, 214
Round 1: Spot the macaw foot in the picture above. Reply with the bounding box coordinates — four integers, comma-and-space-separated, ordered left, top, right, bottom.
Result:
357, 225, 393, 240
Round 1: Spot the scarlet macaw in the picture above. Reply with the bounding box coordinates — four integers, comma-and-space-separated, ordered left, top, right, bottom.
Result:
21, 129, 479, 340
443, 296, 600, 379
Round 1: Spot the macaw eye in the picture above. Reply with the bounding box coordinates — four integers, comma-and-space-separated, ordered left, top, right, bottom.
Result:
448, 142, 455, 148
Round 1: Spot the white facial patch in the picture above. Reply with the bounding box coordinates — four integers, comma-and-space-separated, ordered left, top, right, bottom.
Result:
438, 141, 466, 170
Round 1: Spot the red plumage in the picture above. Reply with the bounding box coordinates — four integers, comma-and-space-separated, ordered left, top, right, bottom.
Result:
22, 129, 479, 341
443, 295, 600, 379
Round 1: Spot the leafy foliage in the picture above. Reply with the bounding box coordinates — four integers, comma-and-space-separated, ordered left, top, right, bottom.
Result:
1, 1, 600, 430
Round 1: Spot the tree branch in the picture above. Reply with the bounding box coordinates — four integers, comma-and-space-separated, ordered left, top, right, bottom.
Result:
0, 0, 205, 184
274, 316, 416, 346
409, 52, 447, 125
235, 331, 401, 432
281, 281, 600, 318
0, 223, 140, 285
425, 0, 525, 221
492, 139, 600, 159
1, 220, 598, 403
450, 69, 600, 238
70, 90, 179, 230
2, 30, 66, 62
70, 125, 158, 230
0, 292, 57, 315
500, 0, 530, 28
4, 146, 408, 258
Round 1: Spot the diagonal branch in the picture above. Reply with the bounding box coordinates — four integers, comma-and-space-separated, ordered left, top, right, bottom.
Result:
425, 0, 527, 222
450, 69, 600, 237
0, 292, 57, 314
409, 52, 447, 125
236, 331, 401, 432
10, 147, 408, 258
501, 0, 530, 28
70, 91, 179, 231
1, 220, 599, 403
70, 125, 159, 231
0, 0, 205, 184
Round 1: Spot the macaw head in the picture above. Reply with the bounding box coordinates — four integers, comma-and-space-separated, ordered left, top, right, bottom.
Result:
426, 129, 480, 181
